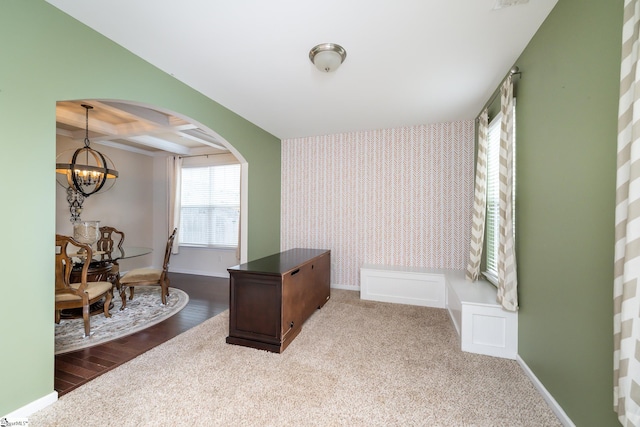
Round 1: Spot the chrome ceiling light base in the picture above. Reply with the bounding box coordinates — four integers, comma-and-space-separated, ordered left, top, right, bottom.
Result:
56, 104, 118, 198
493, 0, 529, 9
309, 43, 347, 73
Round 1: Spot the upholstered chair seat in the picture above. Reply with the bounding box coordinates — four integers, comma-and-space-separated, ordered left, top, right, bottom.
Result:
56, 281, 113, 302
119, 229, 177, 307
120, 268, 162, 284
55, 234, 113, 337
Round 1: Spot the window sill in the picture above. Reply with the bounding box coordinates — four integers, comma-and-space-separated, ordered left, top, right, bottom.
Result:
482, 271, 498, 287
178, 244, 237, 251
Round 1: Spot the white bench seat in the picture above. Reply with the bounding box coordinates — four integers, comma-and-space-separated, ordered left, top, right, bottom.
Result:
445, 270, 517, 359
360, 265, 518, 359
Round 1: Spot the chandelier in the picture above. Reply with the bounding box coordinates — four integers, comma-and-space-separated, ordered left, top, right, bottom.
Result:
56, 104, 118, 197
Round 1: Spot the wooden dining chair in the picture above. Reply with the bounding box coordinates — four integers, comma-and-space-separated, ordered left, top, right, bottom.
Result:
55, 234, 113, 337
119, 228, 177, 308
96, 226, 125, 253
96, 226, 126, 307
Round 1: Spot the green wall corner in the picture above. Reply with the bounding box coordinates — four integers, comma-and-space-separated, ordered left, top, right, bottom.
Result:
513, 0, 621, 425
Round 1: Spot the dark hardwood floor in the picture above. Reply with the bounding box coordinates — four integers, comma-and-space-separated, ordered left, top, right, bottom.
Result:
54, 272, 229, 396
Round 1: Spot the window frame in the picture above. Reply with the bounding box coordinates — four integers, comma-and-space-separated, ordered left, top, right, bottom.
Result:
482, 104, 516, 286
178, 155, 241, 250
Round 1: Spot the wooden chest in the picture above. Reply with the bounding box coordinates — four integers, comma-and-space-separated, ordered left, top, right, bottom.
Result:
226, 248, 331, 353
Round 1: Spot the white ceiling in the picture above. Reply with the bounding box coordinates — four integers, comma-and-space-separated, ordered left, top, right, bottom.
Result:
46, 0, 558, 141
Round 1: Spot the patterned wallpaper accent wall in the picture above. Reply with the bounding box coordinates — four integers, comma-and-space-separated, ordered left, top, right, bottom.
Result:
281, 121, 475, 288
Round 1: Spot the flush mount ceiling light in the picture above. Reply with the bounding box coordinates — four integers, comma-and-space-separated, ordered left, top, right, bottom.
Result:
309, 43, 347, 73
56, 104, 118, 198
493, 0, 529, 9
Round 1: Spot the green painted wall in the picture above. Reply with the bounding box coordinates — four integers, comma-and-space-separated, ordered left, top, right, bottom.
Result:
513, 0, 621, 425
0, 0, 280, 416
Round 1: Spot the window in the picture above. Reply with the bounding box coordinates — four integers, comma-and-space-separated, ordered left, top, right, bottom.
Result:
179, 163, 241, 248
484, 108, 516, 285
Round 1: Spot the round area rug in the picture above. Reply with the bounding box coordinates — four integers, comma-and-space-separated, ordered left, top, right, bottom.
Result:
55, 286, 189, 355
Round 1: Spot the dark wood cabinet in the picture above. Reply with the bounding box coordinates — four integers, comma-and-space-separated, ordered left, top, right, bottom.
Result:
226, 248, 331, 353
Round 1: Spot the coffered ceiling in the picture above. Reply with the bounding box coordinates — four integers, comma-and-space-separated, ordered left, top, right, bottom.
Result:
48, 0, 558, 146
56, 100, 229, 156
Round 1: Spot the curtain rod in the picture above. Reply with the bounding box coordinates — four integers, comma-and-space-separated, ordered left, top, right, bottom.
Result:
179, 153, 228, 159
476, 66, 521, 120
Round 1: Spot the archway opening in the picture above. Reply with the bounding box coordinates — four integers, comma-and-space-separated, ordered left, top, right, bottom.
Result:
55, 99, 249, 274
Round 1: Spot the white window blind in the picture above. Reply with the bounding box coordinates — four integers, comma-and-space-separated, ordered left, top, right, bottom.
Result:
484, 108, 516, 285
179, 164, 240, 248
485, 115, 501, 282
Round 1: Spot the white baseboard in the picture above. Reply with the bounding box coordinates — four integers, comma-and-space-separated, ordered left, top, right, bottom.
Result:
168, 268, 229, 278
330, 283, 358, 291
516, 355, 575, 427
3, 391, 58, 419
123, 267, 229, 278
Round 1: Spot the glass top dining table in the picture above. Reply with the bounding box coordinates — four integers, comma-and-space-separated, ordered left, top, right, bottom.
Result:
106, 246, 153, 261
71, 246, 153, 263
64, 246, 153, 318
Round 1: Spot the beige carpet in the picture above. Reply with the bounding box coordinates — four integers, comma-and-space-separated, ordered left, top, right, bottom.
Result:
32, 290, 560, 427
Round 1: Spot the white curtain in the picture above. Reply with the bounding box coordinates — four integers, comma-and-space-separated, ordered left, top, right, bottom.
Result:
466, 109, 489, 281
496, 76, 518, 312
167, 156, 182, 254
614, 1, 640, 424
236, 165, 243, 261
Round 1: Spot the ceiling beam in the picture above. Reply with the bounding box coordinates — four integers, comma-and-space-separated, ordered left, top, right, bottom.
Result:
96, 101, 172, 127
126, 135, 192, 155
178, 129, 227, 151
